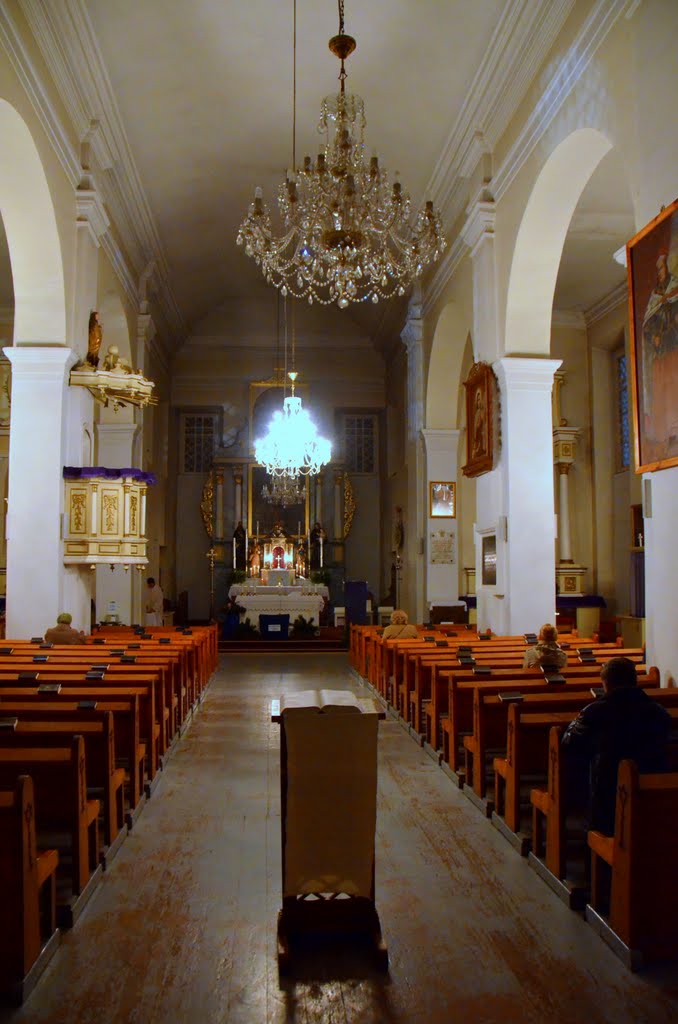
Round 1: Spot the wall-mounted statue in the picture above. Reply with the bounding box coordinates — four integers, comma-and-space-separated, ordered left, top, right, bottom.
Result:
86, 310, 103, 368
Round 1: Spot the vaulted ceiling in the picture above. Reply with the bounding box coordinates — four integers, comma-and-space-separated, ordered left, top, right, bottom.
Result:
1, 1, 635, 354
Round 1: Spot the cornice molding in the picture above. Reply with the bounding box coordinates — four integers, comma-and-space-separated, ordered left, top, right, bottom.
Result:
17, 0, 185, 345
551, 309, 587, 329
584, 281, 627, 326
426, 1, 575, 216
424, 0, 635, 310
75, 188, 110, 243
461, 200, 496, 258
492, 0, 636, 202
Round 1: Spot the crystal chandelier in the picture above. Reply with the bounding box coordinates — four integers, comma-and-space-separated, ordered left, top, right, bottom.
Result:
255, 371, 331, 477
261, 474, 305, 507
237, 0, 446, 309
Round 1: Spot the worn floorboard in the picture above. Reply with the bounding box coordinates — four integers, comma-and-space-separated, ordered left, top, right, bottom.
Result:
3, 653, 678, 1023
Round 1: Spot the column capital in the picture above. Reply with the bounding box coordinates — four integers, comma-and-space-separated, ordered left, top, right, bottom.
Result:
76, 188, 110, 246
462, 199, 495, 258
4, 345, 77, 381
96, 422, 141, 442
422, 428, 461, 456
494, 356, 562, 392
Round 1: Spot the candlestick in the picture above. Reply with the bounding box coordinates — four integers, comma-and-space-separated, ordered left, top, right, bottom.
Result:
320, 536, 324, 568
256, 520, 259, 537
232, 537, 236, 567
297, 520, 301, 537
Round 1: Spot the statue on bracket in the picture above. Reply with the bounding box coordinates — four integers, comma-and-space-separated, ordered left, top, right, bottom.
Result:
233, 521, 246, 569
310, 521, 327, 570
86, 311, 103, 368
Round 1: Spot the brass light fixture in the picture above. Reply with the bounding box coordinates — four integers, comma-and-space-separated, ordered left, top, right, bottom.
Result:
237, 0, 446, 308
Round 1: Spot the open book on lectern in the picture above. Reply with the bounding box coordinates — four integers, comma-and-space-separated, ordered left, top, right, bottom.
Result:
281, 690, 365, 714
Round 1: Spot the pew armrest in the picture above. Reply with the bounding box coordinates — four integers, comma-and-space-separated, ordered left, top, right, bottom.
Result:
588, 829, 614, 866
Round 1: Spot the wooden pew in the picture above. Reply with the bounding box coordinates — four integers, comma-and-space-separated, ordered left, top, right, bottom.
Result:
587, 759, 678, 967
0, 697, 144, 811
0, 776, 59, 1002
496, 692, 678, 838
0, 713, 124, 848
462, 669, 660, 802
0, 681, 158, 778
0, 736, 99, 896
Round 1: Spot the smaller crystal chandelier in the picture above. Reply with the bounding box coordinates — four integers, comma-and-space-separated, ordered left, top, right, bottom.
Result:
255, 299, 331, 477
255, 371, 331, 477
261, 474, 305, 507
237, 0, 446, 308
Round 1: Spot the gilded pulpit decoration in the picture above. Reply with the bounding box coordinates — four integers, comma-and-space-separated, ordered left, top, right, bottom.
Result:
343, 473, 356, 539
462, 362, 499, 478
70, 492, 87, 533
200, 471, 215, 540
70, 316, 157, 410
63, 467, 155, 568
102, 493, 118, 533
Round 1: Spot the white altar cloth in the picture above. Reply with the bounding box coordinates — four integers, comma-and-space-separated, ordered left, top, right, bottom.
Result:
229, 583, 329, 601
234, 592, 324, 626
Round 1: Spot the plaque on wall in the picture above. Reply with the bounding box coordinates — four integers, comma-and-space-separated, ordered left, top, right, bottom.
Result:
429, 530, 456, 565
481, 534, 497, 586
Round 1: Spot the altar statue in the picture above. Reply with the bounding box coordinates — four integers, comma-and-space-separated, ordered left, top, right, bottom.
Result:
249, 542, 262, 574
102, 344, 133, 374
310, 521, 327, 570
86, 310, 103, 368
233, 521, 246, 569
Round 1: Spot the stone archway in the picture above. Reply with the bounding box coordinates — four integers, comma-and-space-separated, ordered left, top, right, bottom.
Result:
0, 99, 66, 345
504, 127, 614, 356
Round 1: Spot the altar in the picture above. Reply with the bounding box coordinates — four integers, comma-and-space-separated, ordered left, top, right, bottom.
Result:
229, 580, 329, 629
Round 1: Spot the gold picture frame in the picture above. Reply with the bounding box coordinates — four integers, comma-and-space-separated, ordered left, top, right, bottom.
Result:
462, 361, 498, 478
429, 481, 456, 519
627, 197, 678, 473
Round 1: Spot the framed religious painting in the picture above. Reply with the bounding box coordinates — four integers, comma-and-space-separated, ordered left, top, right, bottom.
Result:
462, 362, 499, 477
627, 196, 678, 473
429, 481, 456, 518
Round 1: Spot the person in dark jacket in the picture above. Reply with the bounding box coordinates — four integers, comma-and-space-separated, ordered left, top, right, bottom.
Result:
561, 656, 671, 835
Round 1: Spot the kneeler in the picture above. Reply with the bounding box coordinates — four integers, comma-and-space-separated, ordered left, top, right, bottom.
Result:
272, 690, 388, 972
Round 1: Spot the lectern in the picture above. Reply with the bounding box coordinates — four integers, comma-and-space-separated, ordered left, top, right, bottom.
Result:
271, 690, 388, 972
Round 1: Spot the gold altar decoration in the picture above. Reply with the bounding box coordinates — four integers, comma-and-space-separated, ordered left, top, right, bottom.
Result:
343, 472, 355, 539
200, 471, 215, 539
63, 473, 149, 567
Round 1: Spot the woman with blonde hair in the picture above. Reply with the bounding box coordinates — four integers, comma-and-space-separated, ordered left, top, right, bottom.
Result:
523, 623, 567, 669
381, 609, 418, 641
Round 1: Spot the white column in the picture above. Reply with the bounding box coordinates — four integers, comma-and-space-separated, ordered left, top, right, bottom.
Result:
4, 347, 81, 637
94, 422, 142, 626
558, 465, 572, 562
422, 429, 461, 609
333, 470, 343, 541
401, 289, 426, 622
315, 473, 324, 526
492, 357, 561, 635
233, 466, 243, 529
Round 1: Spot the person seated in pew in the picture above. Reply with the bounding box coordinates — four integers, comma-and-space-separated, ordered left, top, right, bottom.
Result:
381, 609, 418, 641
44, 611, 87, 645
523, 623, 567, 670
561, 656, 671, 835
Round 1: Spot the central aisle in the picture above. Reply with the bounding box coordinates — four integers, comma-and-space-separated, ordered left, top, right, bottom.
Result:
3, 653, 676, 1024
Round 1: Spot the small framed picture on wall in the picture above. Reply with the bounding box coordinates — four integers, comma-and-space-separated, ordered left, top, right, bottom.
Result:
429, 481, 456, 518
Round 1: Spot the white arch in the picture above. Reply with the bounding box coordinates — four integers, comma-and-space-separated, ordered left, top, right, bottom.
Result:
426, 301, 470, 429
0, 99, 66, 344
504, 127, 613, 355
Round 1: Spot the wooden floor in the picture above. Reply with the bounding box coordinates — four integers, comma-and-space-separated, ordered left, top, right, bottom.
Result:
3, 653, 678, 1023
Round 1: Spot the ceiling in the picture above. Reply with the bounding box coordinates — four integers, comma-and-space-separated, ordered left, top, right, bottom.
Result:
0, 2, 636, 350
85, 0, 505, 338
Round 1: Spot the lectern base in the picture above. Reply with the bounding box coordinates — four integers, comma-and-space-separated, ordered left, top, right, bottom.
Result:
277, 895, 388, 974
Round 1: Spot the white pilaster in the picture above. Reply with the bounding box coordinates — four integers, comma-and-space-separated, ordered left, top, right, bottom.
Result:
333, 470, 343, 541
422, 429, 461, 609
401, 290, 426, 622
487, 357, 561, 635
233, 465, 243, 530
558, 465, 572, 562
4, 346, 86, 637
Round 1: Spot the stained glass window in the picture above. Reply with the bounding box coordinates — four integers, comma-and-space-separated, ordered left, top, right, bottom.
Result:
616, 352, 630, 470
182, 414, 216, 473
